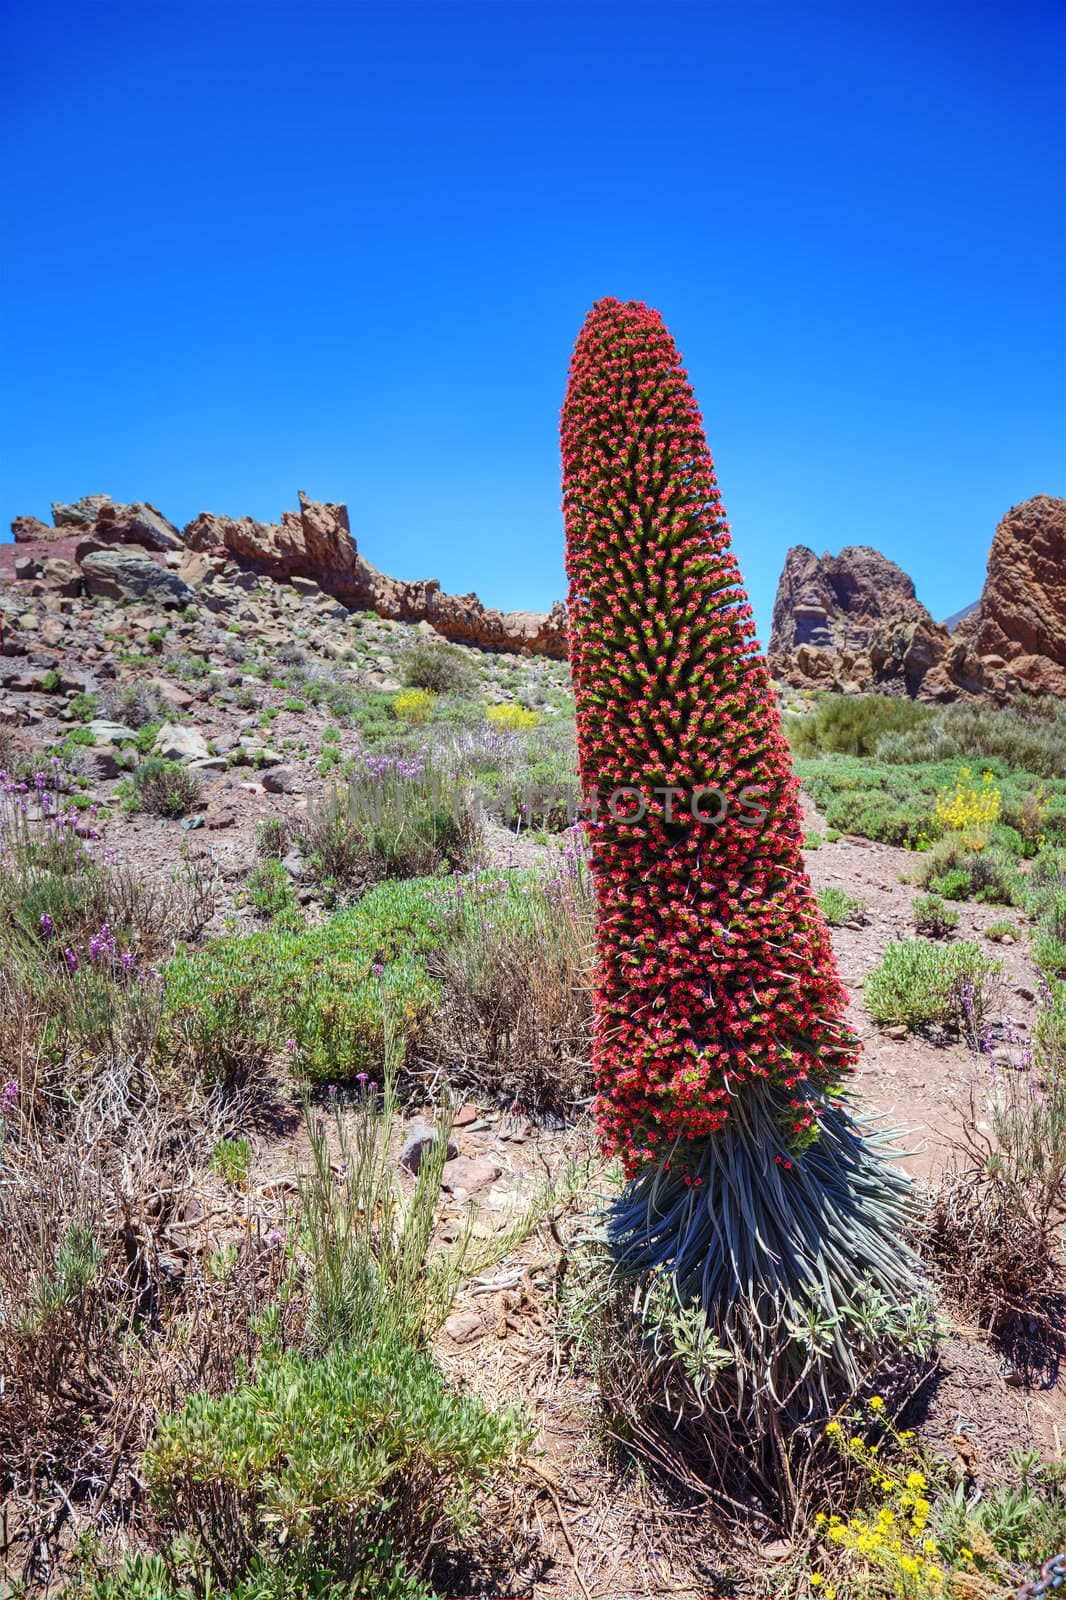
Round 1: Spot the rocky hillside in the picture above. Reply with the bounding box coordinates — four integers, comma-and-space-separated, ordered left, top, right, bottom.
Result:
768, 494, 1066, 701
5, 490, 568, 659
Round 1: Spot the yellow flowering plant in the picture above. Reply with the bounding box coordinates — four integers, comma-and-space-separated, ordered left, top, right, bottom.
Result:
933, 768, 1002, 852
486, 702, 539, 731
392, 687, 436, 725
801, 1410, 1059, 1600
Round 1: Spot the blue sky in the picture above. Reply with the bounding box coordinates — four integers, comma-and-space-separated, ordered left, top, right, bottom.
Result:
3, 0, 1063, 643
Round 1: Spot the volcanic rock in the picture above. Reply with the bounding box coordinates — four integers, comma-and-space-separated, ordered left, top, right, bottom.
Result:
956, 495, 1066, 697
80, 549, 196, 609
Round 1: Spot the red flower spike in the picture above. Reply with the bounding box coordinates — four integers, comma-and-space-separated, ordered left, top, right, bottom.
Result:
561, 298, 859, 1177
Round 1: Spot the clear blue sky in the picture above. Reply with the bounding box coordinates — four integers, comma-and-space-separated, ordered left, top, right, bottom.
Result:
3, 0, 1064, 642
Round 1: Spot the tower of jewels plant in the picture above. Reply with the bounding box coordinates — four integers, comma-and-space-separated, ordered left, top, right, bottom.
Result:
562, 298, 917, 1405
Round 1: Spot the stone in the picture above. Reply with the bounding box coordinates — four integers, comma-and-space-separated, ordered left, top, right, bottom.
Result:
96, 501, 184, 552
183, 490, 568, 658
153, 722, 210, 762
52, 494, 113, 528
80, 549, 195, 609
398, 1121, 459, 1175
262, 764, 300, 793
14, 556, 42, 580
441, 1155, 503, 1196
85, 719, 139, 745
443, 1309, 492, 1344
80, 744, 121, 780
954, 496, 1066, 697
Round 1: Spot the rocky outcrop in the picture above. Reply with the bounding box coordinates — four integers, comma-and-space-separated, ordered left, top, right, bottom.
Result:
955, 495, 1066, 697
769, 545, 931, 658
769, 498, 1066, 702
768, 545, 969, 700
8, 489, 568, 659
182, 491, 569, 657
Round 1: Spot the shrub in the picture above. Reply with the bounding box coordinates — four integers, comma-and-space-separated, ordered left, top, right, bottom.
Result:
864, 939, 1002, 1037
392, 687, 435, 725
815, 886, 867, 926
933, 765, 1002, 848
300, 754, 480, 896
139, 1089, 536, 1600
100, 679, 170, 730
876, 696, 1066, 779
561, 296, 915, 1425
917, 833, 1019, 905
244, 859, 299, 923
256, 815, 291, 860
803, 829, 823, 849
165, 878, 446, 1084
486, 702, 539, 732
130, 758, 202, 819
211, 1136, 251, 1188
984, 919, 1021, 943
423, 864, 595, 1108
401, 638, 475, 695
785, 693, 932, 758
912, 894, 958, 938
68, 691, 101, 722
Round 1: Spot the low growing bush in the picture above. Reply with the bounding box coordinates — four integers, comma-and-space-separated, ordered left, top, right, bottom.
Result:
864, 939, 1002, 1038
912, 894, 958, 938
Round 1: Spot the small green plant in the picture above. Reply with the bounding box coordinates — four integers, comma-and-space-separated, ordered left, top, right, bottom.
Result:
245, 859, 299, 923
128, 758, 202, 818
984, 918, 1021, 943
41, 669, 62, 693
912, 894, 958, 938
803, 829, 823, 850
400, 638, 475, 695
815, 886, 866, 926
210, 1136, 250, 1189
255, 816, 291, 860
864, 939, 1002, 1037
68, 691, 101, 723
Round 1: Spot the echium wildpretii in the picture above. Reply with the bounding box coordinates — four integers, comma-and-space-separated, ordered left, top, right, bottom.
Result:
562, 297, 859, 1178
561, 298, 915, 1405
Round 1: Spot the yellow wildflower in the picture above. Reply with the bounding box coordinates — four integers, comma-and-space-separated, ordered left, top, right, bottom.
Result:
868, 1395, 885, 1410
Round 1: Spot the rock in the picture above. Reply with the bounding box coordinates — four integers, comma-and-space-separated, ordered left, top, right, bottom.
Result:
443, 1309, 492, 1344
96, 501, 184, 551
441, 1155, 503, 1196
281, 850, 304, 879
80, 744, 121, 780
205, 805, 236, 829
183, 490, 568, 658
86, 719, 139, 745
452, 1104, 480, 1128
262, 764, 300, 793
80, 549, 195, 609
14, 557, 42, 580
153, 722, 210, 762
398, 1121, 459, 1175
885, 1025, 909, 1040
11, 515, 56, 542
53, 494, 113, 528
956, 496, 1066, 695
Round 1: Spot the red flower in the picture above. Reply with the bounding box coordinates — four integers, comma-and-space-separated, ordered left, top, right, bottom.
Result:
561, 298, 859, 1176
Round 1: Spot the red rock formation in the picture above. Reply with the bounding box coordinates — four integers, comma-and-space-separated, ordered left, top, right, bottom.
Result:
183, 491, 569, 657
956, 495, 1066, 696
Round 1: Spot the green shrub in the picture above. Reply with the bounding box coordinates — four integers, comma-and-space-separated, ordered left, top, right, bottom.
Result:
245, 859, 299, 923
128, 758, 202, 819
165, 878, 447, 1084
877, 696, 1066, 779
803, 829, 822, 850
984, 919, 1021, 943
918, 834, 1019, 905
210, 1136, 251, 1189
300, 757, 480, 896
815, 886, 866, 926
912, 893, 958, 938
785, 694, 932, 758
401, 639, 476, 696
864, 939, 1002, 1037
68, 691, 101, 723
